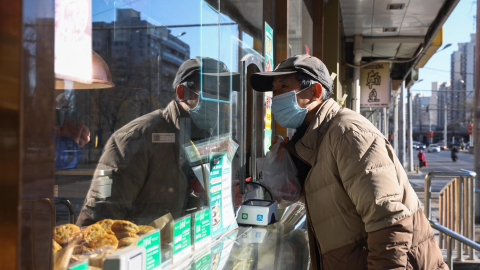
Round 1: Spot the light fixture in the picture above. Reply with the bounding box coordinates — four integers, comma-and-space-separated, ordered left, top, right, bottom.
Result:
383, 27, 398, 33
387, 3, 405, 10
55, 50, 115, 90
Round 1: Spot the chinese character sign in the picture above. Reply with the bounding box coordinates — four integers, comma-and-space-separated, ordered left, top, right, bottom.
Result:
360, 63, 391, 108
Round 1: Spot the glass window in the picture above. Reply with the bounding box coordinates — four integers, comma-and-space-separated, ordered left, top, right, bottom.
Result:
53, 0, 265, 267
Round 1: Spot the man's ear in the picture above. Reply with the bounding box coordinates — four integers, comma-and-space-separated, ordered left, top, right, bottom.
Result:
312, 83, 323, 100
176, 84, 185, 101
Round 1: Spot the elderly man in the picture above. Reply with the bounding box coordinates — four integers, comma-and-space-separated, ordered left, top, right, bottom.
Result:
251, 54, 446, 270
77, 57, 232, 226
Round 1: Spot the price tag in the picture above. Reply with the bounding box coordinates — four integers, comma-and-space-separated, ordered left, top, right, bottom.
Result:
173, 216, 192, 263
137, 230, 161, 270
194, 209, 211, 250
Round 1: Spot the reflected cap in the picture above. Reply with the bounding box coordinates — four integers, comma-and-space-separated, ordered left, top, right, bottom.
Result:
173, 57, 234, 89
250, 54, 334, 93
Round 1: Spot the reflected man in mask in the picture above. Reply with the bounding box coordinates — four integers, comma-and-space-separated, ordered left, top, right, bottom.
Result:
78, 57, 233, 226
250, 54, 446, 270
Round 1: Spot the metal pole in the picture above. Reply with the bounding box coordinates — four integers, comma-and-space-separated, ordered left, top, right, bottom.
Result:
445, 103, 448, 149
429, 108, 432, 144
424, 174, 432, 220
394, 94, 399, 156
456, 177, 464, 261
408, 88, 414, 171
475, 0, 480, 224
399, 82, 406, 167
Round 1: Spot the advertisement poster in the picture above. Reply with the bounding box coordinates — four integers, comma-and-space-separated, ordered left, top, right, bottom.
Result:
360, 63, 391, 108
173, 216, 192, 263
209, 154, 236, 238
264, 92, 273, 155
55, 0, 92, 84
194, 209, 211, 250
264, 22, 274, 72
137, 230, 161, 270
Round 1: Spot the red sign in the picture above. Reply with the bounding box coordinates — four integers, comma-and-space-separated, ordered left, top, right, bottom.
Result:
469, 124, 473, 135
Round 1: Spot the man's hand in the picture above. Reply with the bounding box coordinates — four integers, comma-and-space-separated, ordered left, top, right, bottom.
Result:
269, 135, 289, 151
57, 119, 91, 147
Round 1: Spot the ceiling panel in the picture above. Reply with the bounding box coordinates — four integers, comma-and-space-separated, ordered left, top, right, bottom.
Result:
343, 15, 373, 28
396, 43, 421, 58
373, 0, 410, 15
401, 15, 436, 28
340, 0, 374, 15
372, 43, 400, 57
399, 27, 429, 36
344, 28, 372, 36
406, 0, 445, 15
372, 14, 404, 28
371, 27, 399, 36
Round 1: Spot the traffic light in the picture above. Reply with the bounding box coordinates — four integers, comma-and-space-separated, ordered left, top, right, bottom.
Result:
469, 124, 473, 135
426, 105, 429, 113
430, 131, 434, 138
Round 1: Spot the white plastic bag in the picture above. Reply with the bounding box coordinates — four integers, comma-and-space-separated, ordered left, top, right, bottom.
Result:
260, 136, 301, 206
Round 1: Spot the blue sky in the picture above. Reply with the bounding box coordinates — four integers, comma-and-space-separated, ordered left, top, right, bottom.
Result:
411, 0, 477, 94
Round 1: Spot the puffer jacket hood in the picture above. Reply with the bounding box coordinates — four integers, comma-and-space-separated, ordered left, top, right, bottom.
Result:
288, 99, 446, 270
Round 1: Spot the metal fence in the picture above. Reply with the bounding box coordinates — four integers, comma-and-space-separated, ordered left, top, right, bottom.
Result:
424, 170, 477, 261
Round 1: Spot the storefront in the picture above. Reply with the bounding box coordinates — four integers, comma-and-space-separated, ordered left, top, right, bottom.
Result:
1, 0, 326, 269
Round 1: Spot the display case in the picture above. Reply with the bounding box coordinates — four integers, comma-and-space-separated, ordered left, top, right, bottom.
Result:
2, 0, 311, 269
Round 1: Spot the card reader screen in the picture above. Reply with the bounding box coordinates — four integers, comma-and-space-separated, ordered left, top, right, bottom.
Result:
246, 200, 272, 206
129, 253, 142, 270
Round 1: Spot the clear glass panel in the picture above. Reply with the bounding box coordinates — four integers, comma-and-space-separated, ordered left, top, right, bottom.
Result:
52, 0, 264, 267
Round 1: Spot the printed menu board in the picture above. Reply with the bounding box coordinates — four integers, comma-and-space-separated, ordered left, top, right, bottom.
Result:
137, 230, 161, 270
194, 251, 212, 270
173, 216, 192, 263
194, 209, 211, 250
209, 154, 236, 238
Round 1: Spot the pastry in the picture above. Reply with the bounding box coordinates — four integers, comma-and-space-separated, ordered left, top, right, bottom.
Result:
96, 219, 115, 235
118, 237, 137, 248
53, 224, 80, 245
137, 225, 155, 235
115, 231, 138, 240
82, 224, 106, 243
111, 220, 139, 234
52, 240, 62, 253
88, 234, 118, 249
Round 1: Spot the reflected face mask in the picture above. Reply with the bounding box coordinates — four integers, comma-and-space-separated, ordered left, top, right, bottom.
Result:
188, 89, 219, 130
272, 87, 314, 129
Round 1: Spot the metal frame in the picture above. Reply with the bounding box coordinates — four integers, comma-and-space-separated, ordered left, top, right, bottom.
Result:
239, 54, 263, 194
429, 220, 480, 269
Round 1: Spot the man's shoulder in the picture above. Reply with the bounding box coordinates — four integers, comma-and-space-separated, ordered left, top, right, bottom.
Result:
112, 110, 172, 140
327, 108, 383, 141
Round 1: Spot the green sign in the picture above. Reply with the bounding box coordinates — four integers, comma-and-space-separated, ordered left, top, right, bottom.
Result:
264, 22, 274, 72
194, 252, 211, 270
173, 216, 192, 263
137, 230, 161, 270
68, 260, 88, 270
194, 209, 211, 250
241, 213, 248, 220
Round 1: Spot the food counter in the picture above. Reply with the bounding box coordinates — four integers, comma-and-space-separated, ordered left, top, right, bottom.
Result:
53, 202, 309, 270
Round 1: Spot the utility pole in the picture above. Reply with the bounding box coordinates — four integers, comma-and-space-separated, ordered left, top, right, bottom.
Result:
444, 103, 447, 148
399, 82, 406, 167
475, 0, 480, 222
408, 88, 414, 172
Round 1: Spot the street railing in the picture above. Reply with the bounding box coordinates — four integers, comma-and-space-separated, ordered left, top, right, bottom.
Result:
424, 170, 476, 261
429, 220, 480, 269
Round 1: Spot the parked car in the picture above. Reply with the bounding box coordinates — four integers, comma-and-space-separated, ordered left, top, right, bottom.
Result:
437, 141, 447, 150
428, 144, 441, 153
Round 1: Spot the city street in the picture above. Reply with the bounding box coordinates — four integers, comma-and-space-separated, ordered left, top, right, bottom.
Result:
407, 149, 474, 190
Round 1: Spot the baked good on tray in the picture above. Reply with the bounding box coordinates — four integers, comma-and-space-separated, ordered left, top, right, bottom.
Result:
53, 224, 80, 245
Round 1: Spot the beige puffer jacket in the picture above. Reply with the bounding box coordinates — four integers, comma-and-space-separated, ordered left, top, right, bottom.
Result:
288, 99, 447, 270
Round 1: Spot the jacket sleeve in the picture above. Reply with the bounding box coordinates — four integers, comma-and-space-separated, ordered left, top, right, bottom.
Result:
77, 130, 150, 226
333, 131, 413, 270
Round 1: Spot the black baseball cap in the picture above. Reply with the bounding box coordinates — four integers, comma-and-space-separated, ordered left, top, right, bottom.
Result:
173, 57, 239, 93
250, 54, 334, 93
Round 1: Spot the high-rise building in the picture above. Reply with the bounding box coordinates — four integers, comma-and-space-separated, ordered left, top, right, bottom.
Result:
450, 33, 475, 126
437, 82, 451, 127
